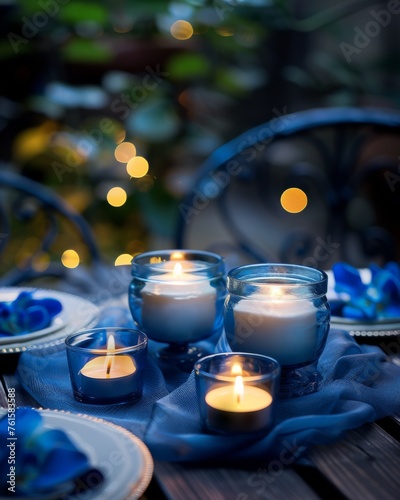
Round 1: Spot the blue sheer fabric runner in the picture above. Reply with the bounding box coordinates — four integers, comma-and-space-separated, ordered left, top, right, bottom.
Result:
16, 300, 400, 464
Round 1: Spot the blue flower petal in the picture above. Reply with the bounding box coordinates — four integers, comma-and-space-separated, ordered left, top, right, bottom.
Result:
332, 262, 366, 295
331, 261, 400, 320
1, 409, 95, 498
342, 304, 369, 319
34, 298, 63, 316
24, 305, 50, 331
22, 429, 90, 492
0, 292, 62, 335
385, 261, 400, 280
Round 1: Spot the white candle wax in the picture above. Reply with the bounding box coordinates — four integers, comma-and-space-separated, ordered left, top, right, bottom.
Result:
141, 261, 217, 343
79, 340, 137, 399
205, 379, 273, 433
232, 293, 317, 366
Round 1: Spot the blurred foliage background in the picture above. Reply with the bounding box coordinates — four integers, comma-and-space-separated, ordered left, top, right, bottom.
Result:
0, 0, 399, 273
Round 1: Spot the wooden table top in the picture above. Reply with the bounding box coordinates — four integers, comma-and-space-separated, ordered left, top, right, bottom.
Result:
1, 358, 400, 500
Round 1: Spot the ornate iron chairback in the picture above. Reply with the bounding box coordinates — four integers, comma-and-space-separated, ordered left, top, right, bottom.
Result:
0, 169, 103, 288
176, 107, 400, 271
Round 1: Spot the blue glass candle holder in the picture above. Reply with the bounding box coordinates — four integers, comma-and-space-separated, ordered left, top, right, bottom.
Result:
195, 352, 280, 434
65, 327, 148, 405
129, 250, 226, 371
224, 264, 330, 398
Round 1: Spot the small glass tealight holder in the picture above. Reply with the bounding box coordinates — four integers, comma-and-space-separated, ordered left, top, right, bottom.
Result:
195, 352, 280, 434
65, 327, 148, 405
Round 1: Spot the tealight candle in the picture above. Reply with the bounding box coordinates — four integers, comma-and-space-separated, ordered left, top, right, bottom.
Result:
65, 327, 148, 405
79, 335, 137, 399
195, 353, 280, 434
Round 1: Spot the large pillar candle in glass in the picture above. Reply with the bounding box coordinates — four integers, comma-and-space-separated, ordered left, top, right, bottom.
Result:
224, 263, 330, 397
129, 250, 226, 370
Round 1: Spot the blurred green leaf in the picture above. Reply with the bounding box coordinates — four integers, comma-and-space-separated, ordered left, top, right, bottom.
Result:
59, 2, 108, 25
62, 39, 112, 63
166, 52, 211, 81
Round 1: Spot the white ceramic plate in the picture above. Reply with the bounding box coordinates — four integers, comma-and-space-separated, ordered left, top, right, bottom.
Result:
0, 408, 154, 500
0, 287, 99, 353
326, 269, 400, 338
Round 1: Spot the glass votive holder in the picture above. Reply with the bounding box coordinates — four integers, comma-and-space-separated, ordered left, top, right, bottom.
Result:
224, 263, 330, 398
129, 249, 226, 371
65, 327, 148, 405
195, 352, 281, 434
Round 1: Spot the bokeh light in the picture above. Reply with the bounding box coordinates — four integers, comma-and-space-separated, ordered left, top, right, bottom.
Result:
280, 188, 308, 213
107, 187, 127, 207
61, 249, 80, 268
115, 141, 136, 163
115, 253, 133, 266
31, 252, 50, 272
127, 156, 149, 178
170, 20, 193, 40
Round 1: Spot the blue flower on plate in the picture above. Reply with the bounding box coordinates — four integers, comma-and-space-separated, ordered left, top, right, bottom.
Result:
0, 408, 103, 498
0, 291, 62, 336
330, 261, 400, 320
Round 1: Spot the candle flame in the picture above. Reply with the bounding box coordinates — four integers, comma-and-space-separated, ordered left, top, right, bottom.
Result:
271, 285, 284, 298
234, 375, 244, 404
231, 362, 242, 377
105, 334, 116, 377
173, 262, 183, 277
170, 252, 184, 261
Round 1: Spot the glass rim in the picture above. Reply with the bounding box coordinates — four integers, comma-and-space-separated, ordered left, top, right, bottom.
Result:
194, 352, 281, 382
65, 327, 148, 355
227, 263, 328, 297
131, 249, 225, 278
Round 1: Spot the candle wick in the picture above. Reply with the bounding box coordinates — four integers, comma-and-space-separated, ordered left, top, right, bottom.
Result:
106, 359, 112, 377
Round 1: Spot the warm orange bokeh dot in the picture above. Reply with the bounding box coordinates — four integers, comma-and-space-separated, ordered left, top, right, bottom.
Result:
114, 142, 136, 163
114, 253, 133, 266
170, 20, 193, 40
280, 188, 308, 214
127, 156, 149, 178
61, 249, 80, 269
107, 187, 127, 207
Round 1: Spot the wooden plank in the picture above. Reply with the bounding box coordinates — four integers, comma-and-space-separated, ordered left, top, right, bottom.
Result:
155, 461, 321, 500
0, 377, 8, 407
308, 422, 400, 500
2, 373, 38, 407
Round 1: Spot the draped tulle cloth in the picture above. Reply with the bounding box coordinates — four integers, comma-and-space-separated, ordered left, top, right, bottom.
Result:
16, 301, 400, 465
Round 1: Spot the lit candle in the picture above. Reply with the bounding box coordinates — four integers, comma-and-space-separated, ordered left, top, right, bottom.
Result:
232, 286, 317, 366
204, 363, 273, 433
80, 335, 137, 399
140, 261, 217, 343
